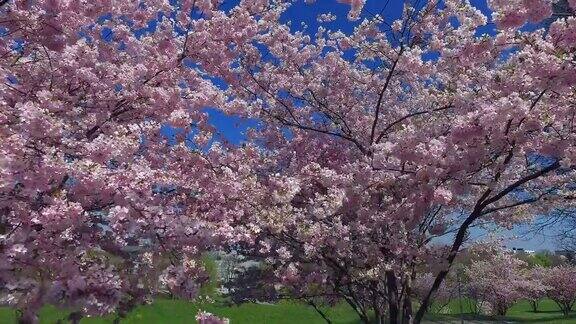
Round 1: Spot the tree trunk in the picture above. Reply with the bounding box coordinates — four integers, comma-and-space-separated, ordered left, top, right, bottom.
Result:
113, 316, 121, 324
530, 300, 539, 313
17, 311, 37, 324
496, 304, 507, 316
414, 209, 482, 323
374, 307, 383, 324
374, 315, 382, 324
560, 302, 572, 316
18, 280, 46, 324
68, 311, 83, 324
386, 271, 400, 324
388, 299, 400, 324
308, 301, 332, 324
401, 280, 414, 324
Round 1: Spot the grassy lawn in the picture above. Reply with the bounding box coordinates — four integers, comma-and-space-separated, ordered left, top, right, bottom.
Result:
1, 298, 575, 323
0, 299, 361, 324
427, 298, 576, 323
506, 299, 576, 323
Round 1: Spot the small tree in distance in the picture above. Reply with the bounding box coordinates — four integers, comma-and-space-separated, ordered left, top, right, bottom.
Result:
522, 266, 550, 313
542, 266, 576, 316
464, 250, 528, 316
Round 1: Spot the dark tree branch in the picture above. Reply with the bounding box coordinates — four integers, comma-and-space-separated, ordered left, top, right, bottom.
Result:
375, 104, 452, 143
307, 300, 332, 324
241, 69, 370, 155
370, 46, 405, 144
482, 161, 560, 207
480, 189, 555, 215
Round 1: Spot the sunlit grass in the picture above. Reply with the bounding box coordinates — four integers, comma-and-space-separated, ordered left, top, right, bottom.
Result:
1, 296, 575, 323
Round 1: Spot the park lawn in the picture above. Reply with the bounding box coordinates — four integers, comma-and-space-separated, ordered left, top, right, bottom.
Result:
505, 299, 576, 323
426, 298, 576, 323
0, 299, 362, 324
1, 298, 576, 323
124, 299, 361, 324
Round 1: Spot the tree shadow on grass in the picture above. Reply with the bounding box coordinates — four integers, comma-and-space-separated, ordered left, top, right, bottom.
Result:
523, 310, 567, 314
504, 313, 576, 323
426, 312, 576, 323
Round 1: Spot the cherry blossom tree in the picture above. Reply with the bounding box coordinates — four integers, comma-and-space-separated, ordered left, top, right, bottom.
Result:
210, 0, 576, 323
522, 266, 550, 313
463, 250, 528, 316
0, 0, 276, 322
542, 265, 576, 315
1, 0, 576, 323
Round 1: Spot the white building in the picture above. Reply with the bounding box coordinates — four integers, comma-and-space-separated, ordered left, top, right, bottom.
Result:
510, 247, 536, 255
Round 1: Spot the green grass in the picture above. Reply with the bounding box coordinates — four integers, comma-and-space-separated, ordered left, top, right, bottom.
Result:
2, 298, 576, 323
0, 299, 361, 324
125, 299, 360, 324
199, 254, 220, 298
426, 298, 576, 323
506, 299, 576, 323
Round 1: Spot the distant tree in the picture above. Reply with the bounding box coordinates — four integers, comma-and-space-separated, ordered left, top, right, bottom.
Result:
516, 251, 553, 268
533, 252, 554, 267
221, 263, 278, 305
521, 267, 550, 313
464, 250, 528, 316
542, 266, 576, 316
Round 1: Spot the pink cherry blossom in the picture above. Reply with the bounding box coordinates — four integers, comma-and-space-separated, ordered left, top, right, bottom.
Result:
196, 311, 229, 324
337, 0, 366, 20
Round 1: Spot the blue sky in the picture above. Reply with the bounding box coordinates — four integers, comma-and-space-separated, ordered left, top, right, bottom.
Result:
281, 0, 493, 33
460, 223, 559, 251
